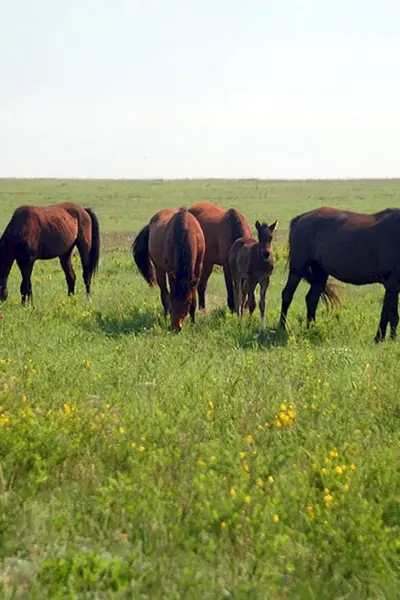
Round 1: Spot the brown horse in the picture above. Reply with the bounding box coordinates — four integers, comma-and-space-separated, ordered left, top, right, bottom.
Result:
229, 220, 277, 327
132, 207, 205, 332
188, 202, 251, 311
278, 206, 400, 342
0, 203, 100, 304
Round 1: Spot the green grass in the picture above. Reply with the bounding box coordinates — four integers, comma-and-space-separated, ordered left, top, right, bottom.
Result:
1, 179, 400, 599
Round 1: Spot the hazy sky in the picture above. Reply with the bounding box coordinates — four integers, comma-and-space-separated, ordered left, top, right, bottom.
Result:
1, 0, 399, 179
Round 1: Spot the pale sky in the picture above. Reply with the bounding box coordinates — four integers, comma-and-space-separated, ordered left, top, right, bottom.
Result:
1, 0, 400, 179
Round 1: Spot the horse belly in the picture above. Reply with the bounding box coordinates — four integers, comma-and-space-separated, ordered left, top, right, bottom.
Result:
319, 250, 379, 285
38, 225, 77, 259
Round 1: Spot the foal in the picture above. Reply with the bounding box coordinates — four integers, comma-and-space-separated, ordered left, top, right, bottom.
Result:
229, 220, 277, 327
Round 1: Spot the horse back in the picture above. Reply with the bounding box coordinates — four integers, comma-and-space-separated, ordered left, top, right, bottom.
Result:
166, 209, 205, 279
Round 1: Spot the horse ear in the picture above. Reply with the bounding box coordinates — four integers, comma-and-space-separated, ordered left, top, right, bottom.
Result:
269, 220, 278, 233
255, 220, 261, 231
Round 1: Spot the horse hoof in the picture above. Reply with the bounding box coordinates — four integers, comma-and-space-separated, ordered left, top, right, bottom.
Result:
87, 294, 93, 303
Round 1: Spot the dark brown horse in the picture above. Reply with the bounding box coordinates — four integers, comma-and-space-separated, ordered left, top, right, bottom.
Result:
229, 220, 277, 327
278, 206, 400, 342
0, 203, 100, 304
132, 207, 205, 332
188, 202, 251, 312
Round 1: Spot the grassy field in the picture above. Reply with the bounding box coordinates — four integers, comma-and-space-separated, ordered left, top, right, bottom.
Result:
1, 178, 400, 599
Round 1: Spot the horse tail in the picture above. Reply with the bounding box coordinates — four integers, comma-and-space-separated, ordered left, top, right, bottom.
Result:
302, 267, 341, 309
132, 224, 156, 287
225, 208, 248, 245
85, 208, 100, 276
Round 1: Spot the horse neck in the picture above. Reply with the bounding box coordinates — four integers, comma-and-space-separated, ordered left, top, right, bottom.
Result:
0, 234, 15, 280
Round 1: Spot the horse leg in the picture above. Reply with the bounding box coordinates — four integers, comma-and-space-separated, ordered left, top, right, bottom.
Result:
231, 270, 242, 315
279, 271, 302, 328
189, 287, 197, 324
76, 243, 93, 301
259, 277, 270, 329
375, 285, 396, 343
197, 261, 213, 311
240, 279, 248, 315
389, 291, 399, 340
247, 276, 257, 316
223, 263, 235, 312
60, 249, 76, 296
17, 259, 34, 306
155, 267, 169, 318
305, 268, 328, 326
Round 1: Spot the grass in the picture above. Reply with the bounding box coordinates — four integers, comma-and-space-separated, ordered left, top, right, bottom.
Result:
1, 178, 400, 599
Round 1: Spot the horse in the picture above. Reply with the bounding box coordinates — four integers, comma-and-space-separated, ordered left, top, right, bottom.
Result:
188, 202, 251, 312
132, 207, 205, 332
278, 206, 400, 342
0, 203, 100, 304
229, 220, 277, 327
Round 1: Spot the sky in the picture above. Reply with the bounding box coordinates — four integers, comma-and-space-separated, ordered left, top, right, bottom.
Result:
1, 0, 400, 179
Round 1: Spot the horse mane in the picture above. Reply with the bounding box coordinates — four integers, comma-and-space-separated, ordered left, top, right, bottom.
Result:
225, 208, 248, 244
172, 208, 192, 301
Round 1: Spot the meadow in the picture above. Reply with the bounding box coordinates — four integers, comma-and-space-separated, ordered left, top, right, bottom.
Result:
1, 178, 400, 599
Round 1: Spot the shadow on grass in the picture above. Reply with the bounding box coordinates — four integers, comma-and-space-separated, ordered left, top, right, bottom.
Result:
90, 307, 162, 337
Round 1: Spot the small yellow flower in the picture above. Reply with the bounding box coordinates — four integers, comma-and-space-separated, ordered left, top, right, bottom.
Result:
288, 410, 296, 419
306, 505, 314, 512
210, 455, 216, 463
131, 442, 137, 449
239, 451, 246, 460
343, 483, 349, 491
350, 464, 356, 472
334, 466, 343, 475
329, 449, 339, 459
272, 514, 280, 523
256, 478, 263, 488
230, 487, 237, 497
311, 403, 317, 410
0, 414, 10, 427
119, 427, 126, 435
323, 488, 330, 495
63, 403, 72, 415
242, 462, 249, 473
267, 475, 274, 484
280, 404, 287, 412
324, 457, 331, 464
244, 495, 251, 504
321, 468, 327, 474
247, 435, 254, 445
22, 395, 28, 403
220, 522, 228, 530
275, 419, 282, 428
82, 359, 91, 368
323, 494, 333, 505
341, 464, 347, 472
139, 446, 145, 453
312, 463, 318, 471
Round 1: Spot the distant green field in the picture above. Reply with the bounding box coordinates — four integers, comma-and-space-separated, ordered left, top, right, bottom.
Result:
1, 179, 400, 599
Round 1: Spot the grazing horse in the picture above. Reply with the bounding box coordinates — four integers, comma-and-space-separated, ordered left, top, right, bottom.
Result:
229, 220, 277, 327
188, 202, 251, 312
132, 207, 205, 332
278, 206, 400, 342
0, 203, 100, 304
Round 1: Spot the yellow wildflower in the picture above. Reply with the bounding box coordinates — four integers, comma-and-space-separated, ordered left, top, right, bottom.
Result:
239, 452, 246, 460
324, 494, 333, 506
334, 466, 343, 475
256, 478, 263, 488
131, 442, 137, 449
280, 404, 287, 412
321, 467, 327, 474
312, 463, 318, 471
244, 496, 251, 504
220, 522, 228, 530
119, 427, 126, 435
139, 446, 145, 453
267, 475, 274, 484
306, 505, 314, 512
82, 359, 91, 368
0, 414, 10, 427
323, 488, 330, 495
272, 514, 280, 523
247, 435, 254, 445
63, 403, 72, 415
343, 483, 349, 491
288, 410, 296, 419
350, 464, 356, 472
210, 455, 216, 463
230, 487, 237, 498
329, 449, 339, 459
